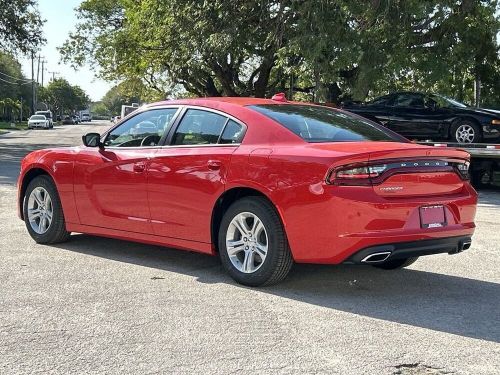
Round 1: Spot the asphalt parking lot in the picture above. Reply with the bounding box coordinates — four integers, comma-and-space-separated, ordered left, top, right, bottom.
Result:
0, 123, 499, 374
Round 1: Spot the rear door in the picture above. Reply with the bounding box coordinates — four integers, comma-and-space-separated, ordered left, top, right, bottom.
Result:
147, 107, 245, 243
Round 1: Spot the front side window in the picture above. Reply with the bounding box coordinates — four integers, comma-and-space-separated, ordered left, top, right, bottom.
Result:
370, 94, 394, 106
172, 109, 228, 145
250, 104, 403, 143
104, 108, 178, 147
392, 93, 425, 108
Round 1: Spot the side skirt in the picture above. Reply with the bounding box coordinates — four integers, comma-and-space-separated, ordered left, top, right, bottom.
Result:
65, 223, 215, 255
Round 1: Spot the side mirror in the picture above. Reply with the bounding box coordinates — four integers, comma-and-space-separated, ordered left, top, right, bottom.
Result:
82, 133, 102, 148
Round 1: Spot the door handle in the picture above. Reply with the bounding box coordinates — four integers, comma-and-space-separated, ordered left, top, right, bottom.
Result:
207, 160, 222, 170
133, 162, 146, 173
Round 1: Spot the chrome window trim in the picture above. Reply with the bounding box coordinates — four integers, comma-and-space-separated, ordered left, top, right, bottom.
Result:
99, 103, 247, 150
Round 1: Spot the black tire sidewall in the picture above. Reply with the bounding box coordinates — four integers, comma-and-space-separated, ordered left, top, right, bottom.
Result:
218, 197, 288, 286
23, 175, 68, 243
452, 120, 482, 143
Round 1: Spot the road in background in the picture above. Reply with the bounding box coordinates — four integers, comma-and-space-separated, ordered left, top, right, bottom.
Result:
0, 122, 499, 374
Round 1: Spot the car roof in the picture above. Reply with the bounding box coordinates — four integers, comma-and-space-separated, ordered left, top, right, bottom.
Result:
148, 97, 312, 108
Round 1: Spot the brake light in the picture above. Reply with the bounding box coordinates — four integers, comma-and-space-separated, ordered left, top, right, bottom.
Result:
454, 161, 470, 180
330, 164, 387, 184
327, 159, 469, 185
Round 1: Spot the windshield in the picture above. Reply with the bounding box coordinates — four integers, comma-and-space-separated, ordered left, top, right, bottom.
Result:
30, 115, 46, 120
430, 94, 467, 108
249, 104, 403, 143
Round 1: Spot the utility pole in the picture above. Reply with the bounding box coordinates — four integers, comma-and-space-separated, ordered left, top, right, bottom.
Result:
48, 71, 59, 81
41, 60, 46, 87
31, 52, 35, 115
20, 97, 23, 122
36, 55, 41, 84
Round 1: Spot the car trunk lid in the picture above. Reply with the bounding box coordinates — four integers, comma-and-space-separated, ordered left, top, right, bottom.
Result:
314, 142, 470, 197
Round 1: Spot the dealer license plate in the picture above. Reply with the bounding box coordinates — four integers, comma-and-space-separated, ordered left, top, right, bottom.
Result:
420, 205, 447, 228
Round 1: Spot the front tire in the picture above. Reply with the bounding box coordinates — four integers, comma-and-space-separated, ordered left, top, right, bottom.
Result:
451, 120, 482, 143
23, 175, 71, 244
218, 197, 293, 286
373, 257, 418, 270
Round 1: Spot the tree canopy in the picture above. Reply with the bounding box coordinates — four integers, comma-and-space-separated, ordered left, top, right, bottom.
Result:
0, 0, 45, 54
0, 51, 33, 120
61, 0, 500, 106
38, 78, 90, 115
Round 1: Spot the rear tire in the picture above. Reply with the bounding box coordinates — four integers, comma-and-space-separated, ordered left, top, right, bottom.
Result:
23, 175, 71, 244
373, 257, 418, 270
218, 197, 293, 286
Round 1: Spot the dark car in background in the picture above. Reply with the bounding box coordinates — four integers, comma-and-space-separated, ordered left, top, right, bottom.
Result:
62, 116, 75, 125
343, 92, 500, 144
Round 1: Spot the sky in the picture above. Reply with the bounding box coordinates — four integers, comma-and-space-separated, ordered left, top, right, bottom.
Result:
20, 0, 113, 101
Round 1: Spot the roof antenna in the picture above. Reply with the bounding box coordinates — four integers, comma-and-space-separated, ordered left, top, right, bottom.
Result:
271, 92, 287, 102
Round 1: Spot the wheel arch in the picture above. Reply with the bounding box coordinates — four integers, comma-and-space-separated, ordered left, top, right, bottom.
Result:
210, 186, 284, 253
19, 166, 53, 220
449, 116, 482, 138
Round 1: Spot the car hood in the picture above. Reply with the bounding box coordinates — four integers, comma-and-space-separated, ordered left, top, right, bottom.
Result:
457, 107, 500, 117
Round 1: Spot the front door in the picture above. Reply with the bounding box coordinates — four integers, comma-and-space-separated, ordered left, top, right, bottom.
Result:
387, 93, 444, 138
74, 107, 179, 233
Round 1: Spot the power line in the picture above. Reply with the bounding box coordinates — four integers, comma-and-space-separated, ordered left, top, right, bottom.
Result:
0, 76, 33, 85
0, 70, 33, 83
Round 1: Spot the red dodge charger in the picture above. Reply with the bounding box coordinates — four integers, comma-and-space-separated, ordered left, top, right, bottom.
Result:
18, 96, 477, 286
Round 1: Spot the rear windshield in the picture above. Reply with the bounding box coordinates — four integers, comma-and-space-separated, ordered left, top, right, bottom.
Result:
249, 104, 402, 143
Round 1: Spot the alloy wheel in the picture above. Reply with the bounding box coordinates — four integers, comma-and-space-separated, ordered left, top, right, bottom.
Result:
27, 187, 53, 234
455, 124, 475, 143
225, 212, 268, 273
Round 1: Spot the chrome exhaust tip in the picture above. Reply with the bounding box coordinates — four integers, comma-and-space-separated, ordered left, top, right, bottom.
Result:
361, 251, 392, 263
461, 240, 472, 251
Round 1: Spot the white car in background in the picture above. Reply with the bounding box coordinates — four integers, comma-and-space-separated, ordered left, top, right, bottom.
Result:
28, 115, 50, 129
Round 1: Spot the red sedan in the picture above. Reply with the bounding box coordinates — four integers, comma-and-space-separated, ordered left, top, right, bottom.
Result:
18, 96, 477, 286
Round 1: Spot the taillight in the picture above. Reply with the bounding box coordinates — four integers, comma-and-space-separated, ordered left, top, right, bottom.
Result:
454, 161, 470, 180
327, 159, 470, 185
329, 164, 387, 185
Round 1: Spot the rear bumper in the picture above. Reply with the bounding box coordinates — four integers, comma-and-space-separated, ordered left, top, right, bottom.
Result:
280, 182, 477, 264
343, 236, 472, 264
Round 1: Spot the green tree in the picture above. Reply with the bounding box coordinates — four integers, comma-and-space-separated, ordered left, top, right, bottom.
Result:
38, 78, 90, 115
90, 101, 110, 117
60, 0, 500, 106
0, 51, 33, 120
60, 0, 294, 97
100, 78, 167, 115
0, 0, 45, 54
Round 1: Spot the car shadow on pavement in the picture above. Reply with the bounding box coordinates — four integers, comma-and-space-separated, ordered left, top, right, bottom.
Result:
53, 233, 500, 344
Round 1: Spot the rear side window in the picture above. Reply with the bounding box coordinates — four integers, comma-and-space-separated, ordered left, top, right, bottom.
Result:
173, 109, 227, 145
249, 104, 402, 143
220, 120, 244, 144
